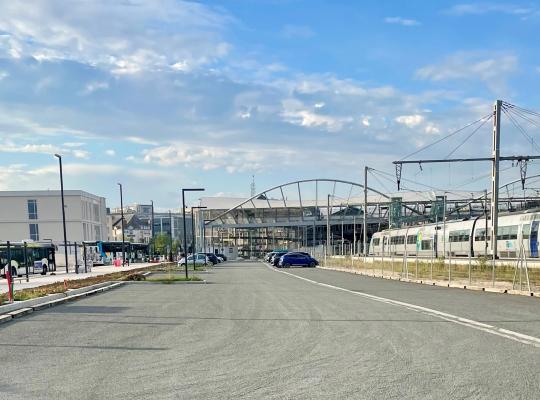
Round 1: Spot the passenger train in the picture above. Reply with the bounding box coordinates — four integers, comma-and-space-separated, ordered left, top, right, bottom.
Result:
369, 209, 540, 259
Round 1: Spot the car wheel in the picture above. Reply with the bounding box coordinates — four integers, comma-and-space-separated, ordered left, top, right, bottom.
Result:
283, 263, 290, 268
309, 262, 315, 268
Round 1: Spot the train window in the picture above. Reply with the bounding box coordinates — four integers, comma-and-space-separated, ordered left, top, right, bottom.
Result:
522, 224, 531, 239
475, 229, 485, 241
407, 235, 416, 244
372, 238, 380, 246
421, 240, 431, 250
497, 225, 518, 240
449, 230, 470, 242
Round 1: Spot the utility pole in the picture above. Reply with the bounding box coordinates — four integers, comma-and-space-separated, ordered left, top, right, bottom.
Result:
364, 166, 368, 257
491, 100, 502, 265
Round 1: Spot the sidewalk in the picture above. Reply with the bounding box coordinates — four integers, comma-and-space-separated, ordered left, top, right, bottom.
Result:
0, 262, 158, 294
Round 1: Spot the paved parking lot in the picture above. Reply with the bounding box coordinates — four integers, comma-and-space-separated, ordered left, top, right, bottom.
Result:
1, 261, 539, 399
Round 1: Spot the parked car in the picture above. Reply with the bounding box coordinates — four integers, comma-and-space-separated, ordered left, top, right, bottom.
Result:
178, 254, 209, 267
271, 251, 288, 266
278, 252, 318, 268
205, 253, 220, 265
265, 252, 276, 262
217, 253, 228, 261
217, 255, 225, 262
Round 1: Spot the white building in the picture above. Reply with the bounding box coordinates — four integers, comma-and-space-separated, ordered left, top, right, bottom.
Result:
0, 190, 108, 244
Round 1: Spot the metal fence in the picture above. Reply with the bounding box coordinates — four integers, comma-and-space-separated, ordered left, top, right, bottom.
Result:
299, 243, 540, 293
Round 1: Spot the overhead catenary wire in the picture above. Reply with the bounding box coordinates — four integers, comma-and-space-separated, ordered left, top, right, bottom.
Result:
444, 114, 492, 159
370, 167, 473, 199
502, 106, 540, 153
400, 113, 492, 161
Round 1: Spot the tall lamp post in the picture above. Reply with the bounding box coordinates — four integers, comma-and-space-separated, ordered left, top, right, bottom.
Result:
168, 210, 173, 262
191, 206, 207, 270
150, 200, 155, 259
118, 183, 125, 266
182, 188, 205, 279
54, 154, 69, 274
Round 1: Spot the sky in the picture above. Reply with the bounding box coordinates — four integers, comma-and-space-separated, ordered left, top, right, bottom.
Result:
1, 0, 540, 210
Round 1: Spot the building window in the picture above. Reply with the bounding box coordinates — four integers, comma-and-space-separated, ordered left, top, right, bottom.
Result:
29, 223, 39, 241
27, 199, 38, 220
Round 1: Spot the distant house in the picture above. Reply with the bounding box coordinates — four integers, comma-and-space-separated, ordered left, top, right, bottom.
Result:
110, 213, 151, 243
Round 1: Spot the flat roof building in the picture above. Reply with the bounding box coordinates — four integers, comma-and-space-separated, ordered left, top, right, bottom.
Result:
0, 190, 108, 244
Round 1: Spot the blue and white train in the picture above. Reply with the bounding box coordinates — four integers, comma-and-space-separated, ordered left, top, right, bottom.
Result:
369, 209, 540, 259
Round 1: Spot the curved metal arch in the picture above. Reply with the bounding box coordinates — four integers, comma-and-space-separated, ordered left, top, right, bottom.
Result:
206, 178, 391, 224
448, 173, 540, 217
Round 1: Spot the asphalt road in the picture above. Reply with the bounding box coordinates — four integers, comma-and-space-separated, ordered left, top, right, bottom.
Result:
1, 261, 539, 399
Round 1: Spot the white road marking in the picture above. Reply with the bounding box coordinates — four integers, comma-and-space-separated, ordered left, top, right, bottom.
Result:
263, 263, 540, 349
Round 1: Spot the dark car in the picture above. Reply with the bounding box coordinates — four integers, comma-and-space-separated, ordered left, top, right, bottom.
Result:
265, 252, 276, 262
278, 252, 318, 268
216, 253, 227, 261
204, 253, 220, 265
271, 251, 288, 266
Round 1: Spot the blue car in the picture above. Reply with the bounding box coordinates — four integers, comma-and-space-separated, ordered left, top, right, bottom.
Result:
278, 252, 318, 268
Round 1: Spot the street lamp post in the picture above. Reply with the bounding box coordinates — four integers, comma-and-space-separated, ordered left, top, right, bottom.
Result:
54, 154, 69, 274
118, 183, 125, 266
191, 206, 207, 271
168, 210, 173, 262
150, 200, 155, 259
181, 188, 205, 279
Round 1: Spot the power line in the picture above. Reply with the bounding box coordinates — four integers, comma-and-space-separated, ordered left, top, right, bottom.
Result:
400, 113, 492, 161
444, 114, 492, 159
502, 107, 540, 153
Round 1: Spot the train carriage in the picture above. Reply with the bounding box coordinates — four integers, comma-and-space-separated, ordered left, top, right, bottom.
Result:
369, 209, 540, 259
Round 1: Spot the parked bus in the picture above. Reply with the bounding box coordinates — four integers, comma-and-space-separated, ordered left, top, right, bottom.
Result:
1, 241, 56, 278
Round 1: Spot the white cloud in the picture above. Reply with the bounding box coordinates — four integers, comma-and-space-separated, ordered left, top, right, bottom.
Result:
72, 149, 90, 159
416, 52, 517, 94
424, 123, 440, 135
314, 102, 325, 109
281, 99, 353, 132
63, 142, 85, 147
142, 142, 297, 173
0, 0, 232, 74
361, 116, 371, 127
446, 3, 536, 17
126, 136, 160, 146
384, 17, 421, 26
82, 81, 109, 95
395, 114, 425, 127
0, 70, 8, 80
0, 141, 91, 158
105, 149, 116, 156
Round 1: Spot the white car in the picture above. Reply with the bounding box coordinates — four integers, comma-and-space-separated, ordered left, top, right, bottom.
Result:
178, 254, 209, 267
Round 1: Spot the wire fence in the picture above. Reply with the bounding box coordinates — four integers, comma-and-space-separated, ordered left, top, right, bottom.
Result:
298, 244, 540, 293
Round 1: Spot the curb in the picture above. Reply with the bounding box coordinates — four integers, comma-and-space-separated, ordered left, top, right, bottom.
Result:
0, 281, 125, 325
124, 280, 207, 284
319, 266, 537, 298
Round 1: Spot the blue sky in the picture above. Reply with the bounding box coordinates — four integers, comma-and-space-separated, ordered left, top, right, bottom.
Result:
1, 0, 540, 209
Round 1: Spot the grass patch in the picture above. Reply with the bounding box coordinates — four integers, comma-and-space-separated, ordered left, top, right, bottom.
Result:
0, 263, 175, 305
326, 256, 540, 291
145, 276, 202, 283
